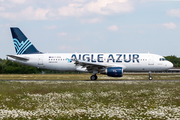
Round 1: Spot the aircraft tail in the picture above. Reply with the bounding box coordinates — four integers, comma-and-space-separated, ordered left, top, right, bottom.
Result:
10, 27, 41, 55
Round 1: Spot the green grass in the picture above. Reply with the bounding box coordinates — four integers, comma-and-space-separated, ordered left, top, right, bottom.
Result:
0, 81, 180, 119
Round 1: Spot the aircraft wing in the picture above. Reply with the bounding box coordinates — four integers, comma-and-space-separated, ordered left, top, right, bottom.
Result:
7, 55, 29, 61
74, 60, 125, 72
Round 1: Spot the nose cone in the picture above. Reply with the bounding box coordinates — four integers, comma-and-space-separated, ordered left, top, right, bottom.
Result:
167, 61, 173, 69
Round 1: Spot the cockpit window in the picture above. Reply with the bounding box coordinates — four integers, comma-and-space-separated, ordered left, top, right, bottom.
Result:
159, 58, 167, 61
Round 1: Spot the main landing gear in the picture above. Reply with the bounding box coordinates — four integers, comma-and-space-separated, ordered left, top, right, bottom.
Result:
149, 71, 153, 80
90, 74, 98, 80
90, 71, 98, 80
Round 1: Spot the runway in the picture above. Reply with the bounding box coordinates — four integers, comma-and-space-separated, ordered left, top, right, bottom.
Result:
1, 79, 180, 82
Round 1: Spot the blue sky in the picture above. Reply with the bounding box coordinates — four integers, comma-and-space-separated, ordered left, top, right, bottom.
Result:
0, 0, 180, 59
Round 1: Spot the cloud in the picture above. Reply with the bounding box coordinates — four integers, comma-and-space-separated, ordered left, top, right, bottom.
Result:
85, 0, 134, 15
21, 6, 49, 20
0, 12, 16, 20
162, 22, 177, 29
81, 18, 102, 23
0, 0, 134, 21
107, 25, 118, 31
140, 0, 180, 3
10, 0, 26, 4
58, 3, 84, 17
57, 0, 134, 17
0, 6, 49, 20
167, 9, 180, 17
58, 32, 68, 36
73, 0, 86, 2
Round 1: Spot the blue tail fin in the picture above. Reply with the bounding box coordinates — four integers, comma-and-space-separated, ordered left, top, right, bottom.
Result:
10, 27, 41, 55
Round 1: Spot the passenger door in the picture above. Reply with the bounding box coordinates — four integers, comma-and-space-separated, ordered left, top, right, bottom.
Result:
38, 55, 43, 65
148, 55, 154, 65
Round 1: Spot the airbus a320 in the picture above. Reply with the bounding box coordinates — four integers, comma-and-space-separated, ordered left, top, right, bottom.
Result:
7, 27, 173, 80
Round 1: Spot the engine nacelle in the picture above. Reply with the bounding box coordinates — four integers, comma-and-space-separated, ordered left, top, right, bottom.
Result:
106, 67, 123, 77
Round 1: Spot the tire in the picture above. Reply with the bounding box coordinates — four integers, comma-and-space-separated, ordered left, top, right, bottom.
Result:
95, 75, 97, 80
90, 75, 97, 80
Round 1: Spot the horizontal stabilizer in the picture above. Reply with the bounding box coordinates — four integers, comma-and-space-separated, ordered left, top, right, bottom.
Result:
7, 55, 29, 61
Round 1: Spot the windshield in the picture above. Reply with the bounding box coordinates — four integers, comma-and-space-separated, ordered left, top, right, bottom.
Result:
159, 58, 167, 61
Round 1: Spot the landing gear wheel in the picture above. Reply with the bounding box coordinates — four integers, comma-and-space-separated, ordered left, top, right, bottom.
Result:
149, 76, 153, 80
90, 75, 97, 80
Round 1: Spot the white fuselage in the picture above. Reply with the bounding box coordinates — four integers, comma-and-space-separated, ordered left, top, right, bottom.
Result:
7, 53, 173, 72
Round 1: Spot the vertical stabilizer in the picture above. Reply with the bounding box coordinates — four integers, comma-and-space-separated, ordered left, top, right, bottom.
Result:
10, 27, 41, 55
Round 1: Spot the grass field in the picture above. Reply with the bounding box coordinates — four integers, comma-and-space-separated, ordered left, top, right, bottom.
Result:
0, 79, 180, 119
0, 73, 180, 80
0, 74, 180, 119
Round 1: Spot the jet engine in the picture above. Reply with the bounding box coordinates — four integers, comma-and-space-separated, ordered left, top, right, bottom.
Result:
104, 67, 123, 77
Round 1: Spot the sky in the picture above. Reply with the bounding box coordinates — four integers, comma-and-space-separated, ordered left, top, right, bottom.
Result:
0, 0, 180, 59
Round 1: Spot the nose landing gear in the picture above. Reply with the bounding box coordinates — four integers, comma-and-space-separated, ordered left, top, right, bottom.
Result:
149, 71, 153, 80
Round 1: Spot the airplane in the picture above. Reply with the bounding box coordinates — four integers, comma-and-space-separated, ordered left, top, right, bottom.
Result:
7, 27, 173, 80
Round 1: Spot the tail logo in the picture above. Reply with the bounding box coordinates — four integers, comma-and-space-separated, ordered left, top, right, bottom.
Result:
13, 38, 32, 54
67, 58, 72, 63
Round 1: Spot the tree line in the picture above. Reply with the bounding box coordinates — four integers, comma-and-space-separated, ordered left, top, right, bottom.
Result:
165, 55, 180, 68
0, 58, 40, 74
0, 55, 178, 74
0, 58, 75, 74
